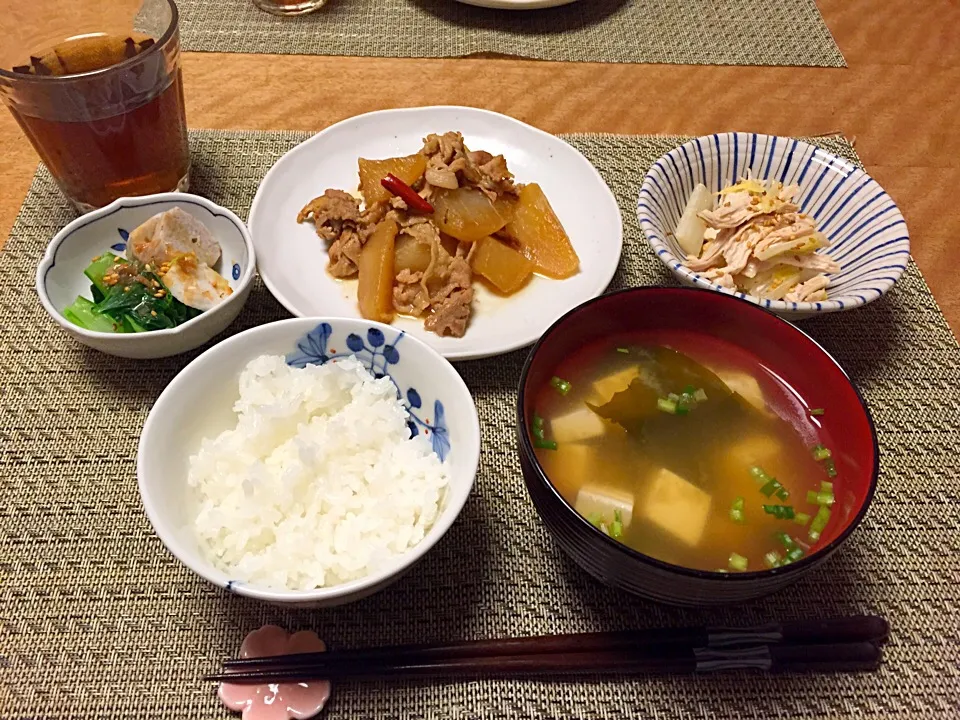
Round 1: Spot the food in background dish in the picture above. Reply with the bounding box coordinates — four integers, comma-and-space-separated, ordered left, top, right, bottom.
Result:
530, 335, 838, 573
188, 355, 450, 591
62, 208, 232, 332
676, 178, 840, 302
297, 131, 580, 338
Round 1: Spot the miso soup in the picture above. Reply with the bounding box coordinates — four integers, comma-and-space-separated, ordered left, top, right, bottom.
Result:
530, 330, 840, 573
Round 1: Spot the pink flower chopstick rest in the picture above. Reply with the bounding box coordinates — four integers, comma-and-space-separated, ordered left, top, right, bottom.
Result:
218, 625, 332, 720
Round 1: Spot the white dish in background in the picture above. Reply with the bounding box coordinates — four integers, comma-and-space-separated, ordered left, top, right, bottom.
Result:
453, 0, 578, 9
36, 193, 256, 359
248, 106, 623, 361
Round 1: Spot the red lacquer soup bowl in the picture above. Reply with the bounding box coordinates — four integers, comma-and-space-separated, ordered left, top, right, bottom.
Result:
516, 287, 879, 606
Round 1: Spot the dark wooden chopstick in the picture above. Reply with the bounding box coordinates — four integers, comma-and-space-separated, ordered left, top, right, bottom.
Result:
206, 642, 882, 683
205, 615, 887, 684
219, 615, 887, 670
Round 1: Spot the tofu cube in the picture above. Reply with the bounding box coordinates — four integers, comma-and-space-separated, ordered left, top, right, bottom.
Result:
591, 366, 641, 404
539, 443, 593, 498
716, 370, 768, 415
550, 407, 608, 443
641, 467, 711, 547
725, 434, 781, 470
574, 485, 634, 529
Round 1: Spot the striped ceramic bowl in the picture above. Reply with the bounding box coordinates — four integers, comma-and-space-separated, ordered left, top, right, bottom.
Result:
637, 133, 910, 318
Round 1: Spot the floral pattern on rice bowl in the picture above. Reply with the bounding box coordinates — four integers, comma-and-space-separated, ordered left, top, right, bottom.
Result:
286, 322, 449, 461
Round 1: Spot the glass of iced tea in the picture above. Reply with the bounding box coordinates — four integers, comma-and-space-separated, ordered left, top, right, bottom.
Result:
252, 0, 327, 16
0, 0, 189, 213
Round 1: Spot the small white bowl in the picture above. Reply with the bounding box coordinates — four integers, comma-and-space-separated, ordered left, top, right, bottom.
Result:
638, 133, 910, 319
137, 317, 481, 608
36, 193, 256, 359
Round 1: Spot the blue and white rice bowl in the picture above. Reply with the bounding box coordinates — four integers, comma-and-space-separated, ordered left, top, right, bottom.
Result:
137, 317, 481, 608
638, 133, 909, 318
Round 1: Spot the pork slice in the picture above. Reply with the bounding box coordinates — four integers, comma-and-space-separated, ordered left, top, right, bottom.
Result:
425, 287, 474, 338
393, 269, 430, 316
327, 228, 363, 279
297, 189, 361, 241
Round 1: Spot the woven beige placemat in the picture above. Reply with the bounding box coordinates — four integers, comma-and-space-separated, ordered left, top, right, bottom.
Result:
2, 130, 957, 719
159, 0, 845, 67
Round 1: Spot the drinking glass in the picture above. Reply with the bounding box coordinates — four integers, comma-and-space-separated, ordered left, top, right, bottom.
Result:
252, 0, 327, 16
0, 0, 190, 213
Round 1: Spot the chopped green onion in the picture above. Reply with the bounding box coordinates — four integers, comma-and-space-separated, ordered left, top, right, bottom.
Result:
729, 497, 745, 523
675, 403, 690, 416
793, 512, 811, 527
812, 445, 832, 461
610, 520, 623, 538
531, 414, 557, 450
532, 414, 545, 437
775, 531, 796, 549
728, 552, 749, 572
683, 385, 695, 395
694, 388, 708, 402
763, 504, 795, 520
550, 376, 572, 395
820, 480, 834, 493
657, 397, 678, 414
751, 466, 773, 484
808, 505, 832, 542
616, 347, 630, 354
785, 546, 805, 563
824, 458, 838, 478
667, 392, 680, 403
614, 509, 622, 523
764, 551, 782, 569
806, 489, 835, 507
759, 478, 783, 497
715, 569, 729, 574
809, 408, 825, 416
775, 486, 790, 501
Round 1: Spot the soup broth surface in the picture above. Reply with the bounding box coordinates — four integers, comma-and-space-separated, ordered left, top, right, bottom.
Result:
533, 330, 838, 573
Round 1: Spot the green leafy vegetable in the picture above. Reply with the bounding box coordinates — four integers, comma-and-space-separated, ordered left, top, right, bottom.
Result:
63, 296, 122, 333
65, 253, 201, 334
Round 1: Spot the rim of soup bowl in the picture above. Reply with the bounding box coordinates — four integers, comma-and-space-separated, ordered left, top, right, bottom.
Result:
516, 285, 880, 581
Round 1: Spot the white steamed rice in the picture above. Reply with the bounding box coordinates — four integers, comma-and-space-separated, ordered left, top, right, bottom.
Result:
188, 354, 450, 591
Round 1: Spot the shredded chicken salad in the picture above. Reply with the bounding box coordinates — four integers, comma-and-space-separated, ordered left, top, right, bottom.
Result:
674, 178, 840, 303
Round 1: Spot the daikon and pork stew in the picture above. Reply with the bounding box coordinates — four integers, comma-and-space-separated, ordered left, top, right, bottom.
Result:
529, 331, 839, 573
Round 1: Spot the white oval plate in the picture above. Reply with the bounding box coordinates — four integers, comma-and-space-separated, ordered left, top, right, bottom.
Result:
249, 106, 623, 361
454, 0, 578, 9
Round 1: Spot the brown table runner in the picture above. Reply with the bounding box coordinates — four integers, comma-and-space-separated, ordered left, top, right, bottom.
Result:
1, 130, 957, 719
155, 0, 846, 67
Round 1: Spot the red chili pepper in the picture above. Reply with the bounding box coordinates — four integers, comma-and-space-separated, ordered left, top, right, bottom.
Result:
380, 174, 434, 214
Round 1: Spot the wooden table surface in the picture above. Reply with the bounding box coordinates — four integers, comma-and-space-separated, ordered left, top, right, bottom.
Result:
3, 0, 959, 336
